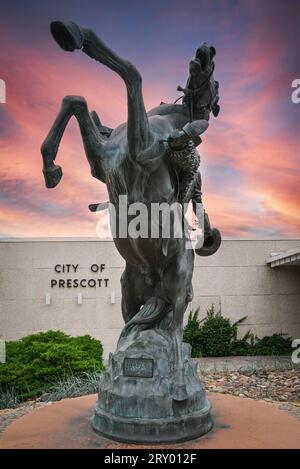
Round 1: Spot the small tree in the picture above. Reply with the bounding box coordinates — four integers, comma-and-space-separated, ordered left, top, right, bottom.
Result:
183, 305, 248, 357
199, 305, 235, 357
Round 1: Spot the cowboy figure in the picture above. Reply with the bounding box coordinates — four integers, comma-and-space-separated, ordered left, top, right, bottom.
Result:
166, 42, 221, 255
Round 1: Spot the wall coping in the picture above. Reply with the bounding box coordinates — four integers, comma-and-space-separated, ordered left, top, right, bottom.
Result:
1, 237, 300, 243
196, 355, 299, 372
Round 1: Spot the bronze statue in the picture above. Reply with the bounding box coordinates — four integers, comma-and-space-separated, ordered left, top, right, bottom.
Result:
41, 21, 221, 443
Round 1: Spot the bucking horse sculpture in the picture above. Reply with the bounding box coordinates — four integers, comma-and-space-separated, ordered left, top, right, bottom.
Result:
41, 21, 221, 402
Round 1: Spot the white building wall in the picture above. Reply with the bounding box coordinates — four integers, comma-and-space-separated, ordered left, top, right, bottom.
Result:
0, 238, 299, 357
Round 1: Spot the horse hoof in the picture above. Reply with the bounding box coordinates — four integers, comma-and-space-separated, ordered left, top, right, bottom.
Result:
172, 385, 188, 402
43, 165, 63, 188
50, 21, 83, 52
195, 228, 221, 257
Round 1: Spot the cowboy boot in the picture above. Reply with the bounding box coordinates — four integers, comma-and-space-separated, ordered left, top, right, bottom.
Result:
167, 120, 209, 150
195, 212, 221, 257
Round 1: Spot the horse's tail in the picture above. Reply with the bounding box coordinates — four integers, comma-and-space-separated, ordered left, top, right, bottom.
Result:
125, 297, 171, 331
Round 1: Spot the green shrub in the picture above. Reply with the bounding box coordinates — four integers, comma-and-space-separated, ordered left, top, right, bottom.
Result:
0, 331, 104, 402
183, 306, 293, 358
253, 333, 293, 356
184, 305, 247, 357
198, 305, 234, 357
230, 330, 256, 356
230, 339, 254, 356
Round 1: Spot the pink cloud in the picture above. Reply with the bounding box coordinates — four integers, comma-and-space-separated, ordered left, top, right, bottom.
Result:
0, 16, 300, 239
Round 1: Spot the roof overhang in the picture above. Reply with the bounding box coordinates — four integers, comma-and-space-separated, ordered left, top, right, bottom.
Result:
266, 248, 300, 268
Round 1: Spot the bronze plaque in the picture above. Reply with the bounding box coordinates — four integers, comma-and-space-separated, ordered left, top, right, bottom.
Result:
123, 357, 154, 378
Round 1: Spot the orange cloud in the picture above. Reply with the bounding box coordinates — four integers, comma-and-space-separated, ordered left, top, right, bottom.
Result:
0, 17, 300, 239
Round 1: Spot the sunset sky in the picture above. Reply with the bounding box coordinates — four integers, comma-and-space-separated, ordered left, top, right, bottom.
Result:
0, 0, 300, 238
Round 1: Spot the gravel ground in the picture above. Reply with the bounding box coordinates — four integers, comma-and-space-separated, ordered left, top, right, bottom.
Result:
201, 368, 300, 422
201, 369, 300, 402
1, 369, 300, 436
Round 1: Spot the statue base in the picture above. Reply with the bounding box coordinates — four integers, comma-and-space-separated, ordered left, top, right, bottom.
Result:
92, 401, 212, 444
92, 326, 213, 443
